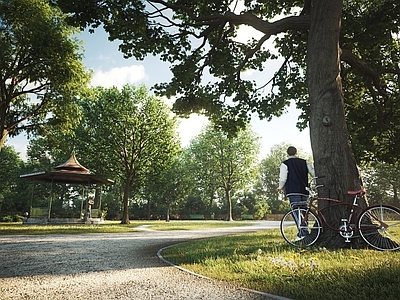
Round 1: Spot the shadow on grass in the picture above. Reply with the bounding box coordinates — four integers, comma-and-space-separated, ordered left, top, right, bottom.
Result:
161, 230, 400, 300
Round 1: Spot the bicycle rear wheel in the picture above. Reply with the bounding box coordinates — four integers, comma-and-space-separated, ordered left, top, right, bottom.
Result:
280, 208, 321, 247
358, 205, 400, 251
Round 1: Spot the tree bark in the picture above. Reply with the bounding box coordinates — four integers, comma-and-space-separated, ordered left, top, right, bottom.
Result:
121, 180, 131, 224
393, 183, 399, 207
166, 203, 170, 222
0, 129, 7, 151
225, 188, 233, 221
147, 199, 151, 220
307, 0, 365, 248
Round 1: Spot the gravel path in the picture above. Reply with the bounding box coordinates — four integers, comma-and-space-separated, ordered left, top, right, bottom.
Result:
0, 221, 289, 300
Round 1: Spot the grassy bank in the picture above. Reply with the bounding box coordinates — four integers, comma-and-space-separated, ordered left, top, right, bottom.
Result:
0, 220, 251, 235
161, 229, 400, 300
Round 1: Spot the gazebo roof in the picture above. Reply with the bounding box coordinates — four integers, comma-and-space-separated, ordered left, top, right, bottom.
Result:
54, 154, 91, 173
20, 153, 113, 185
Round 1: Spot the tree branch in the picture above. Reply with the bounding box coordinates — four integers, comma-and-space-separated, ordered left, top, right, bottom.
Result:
341, 48, 400, 99
223, 12, 310, 36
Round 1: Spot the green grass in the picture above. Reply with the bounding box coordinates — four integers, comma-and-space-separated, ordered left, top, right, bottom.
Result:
0, 220, 252, 235
161, 229, 400, 300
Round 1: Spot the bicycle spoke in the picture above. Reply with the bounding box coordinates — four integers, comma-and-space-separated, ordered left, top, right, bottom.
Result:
358, 205, 400, 251
280, 208, 321, 247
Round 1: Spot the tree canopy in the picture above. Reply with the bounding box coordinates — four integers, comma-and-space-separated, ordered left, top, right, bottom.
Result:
55, 0, 400, 164
0, 145, 26, 214
186, 124, 260, 220
0, 0, 90, 149
77, 85, 180, 224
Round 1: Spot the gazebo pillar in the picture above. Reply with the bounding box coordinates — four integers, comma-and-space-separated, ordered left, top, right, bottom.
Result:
48, 178, 54, 220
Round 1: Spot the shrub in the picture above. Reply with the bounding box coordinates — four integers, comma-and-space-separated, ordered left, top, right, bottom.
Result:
1, 215, 13, 222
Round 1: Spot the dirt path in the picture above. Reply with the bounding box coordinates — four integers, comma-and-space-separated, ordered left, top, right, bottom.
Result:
0, 222, 289, 300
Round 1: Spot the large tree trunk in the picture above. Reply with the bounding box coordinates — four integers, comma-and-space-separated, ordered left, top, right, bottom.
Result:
225, 188, 233, 221
94, 187, 101, 218
307, 0, 365, 248
0, 129, 8, 150
208, 190, 215, 219
166, 203, 170, 222
121, 180, 131, 224
147, 199, 151, 220
393, 183, 399, 207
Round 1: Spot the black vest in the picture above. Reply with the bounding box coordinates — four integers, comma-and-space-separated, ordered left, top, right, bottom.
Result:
283, 157, 309, 195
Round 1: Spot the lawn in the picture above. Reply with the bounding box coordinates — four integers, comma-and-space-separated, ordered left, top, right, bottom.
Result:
161, 229, 400, 300
0, 220, 251, 235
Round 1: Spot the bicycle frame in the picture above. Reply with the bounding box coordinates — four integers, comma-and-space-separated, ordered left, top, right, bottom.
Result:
306, 194, 366, 241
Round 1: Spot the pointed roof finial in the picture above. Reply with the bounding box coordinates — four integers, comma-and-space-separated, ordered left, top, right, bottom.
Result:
54, 151, 91, 174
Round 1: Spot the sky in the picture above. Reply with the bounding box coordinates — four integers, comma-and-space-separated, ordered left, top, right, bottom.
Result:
6, 22, 312, 161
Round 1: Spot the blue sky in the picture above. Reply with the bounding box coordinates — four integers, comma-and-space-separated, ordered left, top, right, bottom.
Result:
7, 25, 311, 160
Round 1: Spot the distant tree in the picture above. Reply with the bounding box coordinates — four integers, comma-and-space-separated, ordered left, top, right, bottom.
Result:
257, 144, 290, 214
187, 125, 260, 221
0, 145, 26, 215
179, 193, 209, 218
253, 199, 270, 220
0, 0, 90, 150
233, 190, 270, 220
77, 85, 180, 224
25, 137, 56, 172
362, 162, 400, 207
182, 142, 219, 219
99, 185, 123, 220
146, 153, 191, 221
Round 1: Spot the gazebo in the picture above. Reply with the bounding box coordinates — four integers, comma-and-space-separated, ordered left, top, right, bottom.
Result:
20, 152, 113, 224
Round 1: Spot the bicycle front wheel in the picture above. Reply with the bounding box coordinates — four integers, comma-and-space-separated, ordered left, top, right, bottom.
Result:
280, 208, 321, 247
358, 205, 400, 251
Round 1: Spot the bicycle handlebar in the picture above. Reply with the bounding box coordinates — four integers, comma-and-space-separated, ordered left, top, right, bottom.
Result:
307, 176, 325, 197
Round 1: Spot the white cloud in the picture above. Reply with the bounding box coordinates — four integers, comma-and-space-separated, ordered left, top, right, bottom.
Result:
90, 65, 147, 89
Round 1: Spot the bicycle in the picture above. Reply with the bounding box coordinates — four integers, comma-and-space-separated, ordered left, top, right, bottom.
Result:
280, 177, 400, 251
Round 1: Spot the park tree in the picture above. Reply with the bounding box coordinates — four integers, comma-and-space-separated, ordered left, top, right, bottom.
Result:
0, 0, 90, 150
0, 145, 26, 216
22, 139, 63, 214
77, 85, 180, 224
182, 142, 220, 219
231, 190, 271, 220
55, 1, 400, 247
361, 162, 400, 207
258, 143, 292, 214
187, 125, 260, 221
145, 153, 191, 221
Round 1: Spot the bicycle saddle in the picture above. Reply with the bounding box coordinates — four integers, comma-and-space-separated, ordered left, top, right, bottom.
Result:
347, 189, 365, 195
